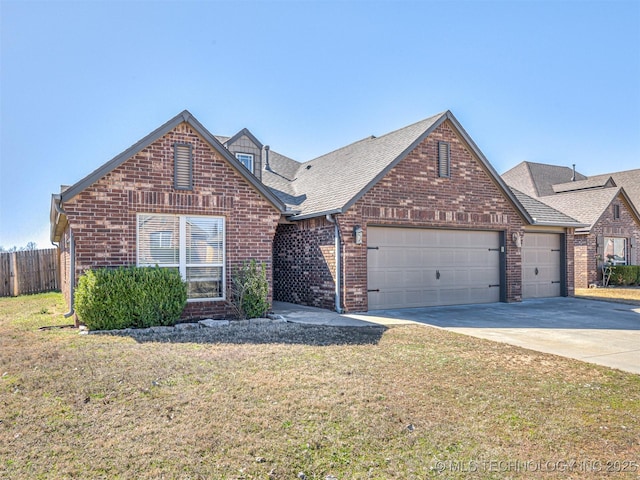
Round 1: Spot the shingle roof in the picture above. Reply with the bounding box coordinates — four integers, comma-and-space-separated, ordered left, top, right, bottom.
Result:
502, 161, 587, 197
262, 111, 532, 223
537, 187, 622, 232
588, 169, 640, 214
262, 150, 305, 210
509, 188, 585, 227
552, 176, 616, 193
502, 162, 640, 233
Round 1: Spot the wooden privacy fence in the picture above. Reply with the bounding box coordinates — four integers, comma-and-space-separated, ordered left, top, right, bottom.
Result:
0, 248, 59, 297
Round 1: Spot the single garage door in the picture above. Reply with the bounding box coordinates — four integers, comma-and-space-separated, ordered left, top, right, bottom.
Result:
367, 227, 501, 310
522, 233, 561, 298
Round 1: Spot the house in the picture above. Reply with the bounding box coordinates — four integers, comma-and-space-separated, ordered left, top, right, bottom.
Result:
51, 112, 285, 320
502, 162, 640, 288
51, 110, 583, 320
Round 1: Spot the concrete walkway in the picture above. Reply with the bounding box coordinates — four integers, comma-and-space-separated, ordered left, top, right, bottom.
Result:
272, 298, 640, 374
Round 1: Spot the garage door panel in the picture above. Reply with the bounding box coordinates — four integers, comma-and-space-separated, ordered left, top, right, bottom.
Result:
368, 227, 501, 310
522, 233, 561, 299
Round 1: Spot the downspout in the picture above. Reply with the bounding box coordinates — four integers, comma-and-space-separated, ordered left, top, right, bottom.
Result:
325, 214, 343, 313
53, 197, 75, 318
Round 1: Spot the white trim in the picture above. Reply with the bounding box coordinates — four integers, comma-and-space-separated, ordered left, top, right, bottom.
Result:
235, 152, 254, 172
136, 213, 226, 301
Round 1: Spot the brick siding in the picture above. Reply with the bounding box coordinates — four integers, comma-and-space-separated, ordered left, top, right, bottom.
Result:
575, 194, 640, 287
564, 230, 576, 296
60, 122, 281, 320
275, 120, 533, 312
273, 217, 337, 310
337, 120, 527, 312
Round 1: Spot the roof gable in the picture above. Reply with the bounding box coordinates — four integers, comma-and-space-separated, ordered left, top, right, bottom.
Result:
539, 187, 640, 232
262, 111, 532, 223
56, 110, 284, 211
224, 128, 264, 150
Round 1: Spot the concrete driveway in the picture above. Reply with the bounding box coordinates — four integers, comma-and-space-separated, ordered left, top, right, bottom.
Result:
273, 298, 640, 374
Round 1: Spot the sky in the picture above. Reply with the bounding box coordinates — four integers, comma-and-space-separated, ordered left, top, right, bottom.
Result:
1, 0, 639, 250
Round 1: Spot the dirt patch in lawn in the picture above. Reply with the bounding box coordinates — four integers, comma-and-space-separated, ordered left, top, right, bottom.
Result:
110, 322, 387, 346
1, 293, 639, 479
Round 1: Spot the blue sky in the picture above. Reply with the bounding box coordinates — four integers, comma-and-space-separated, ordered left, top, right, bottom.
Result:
1, 0, 639, 249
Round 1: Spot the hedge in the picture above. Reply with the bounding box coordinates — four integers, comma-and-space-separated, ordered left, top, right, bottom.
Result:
607, 265, 640, 286
75, 266, 187, 330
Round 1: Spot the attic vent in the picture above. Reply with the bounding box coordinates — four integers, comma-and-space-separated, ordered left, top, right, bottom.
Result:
174, 143, 193, 190
438, 141, 450, 178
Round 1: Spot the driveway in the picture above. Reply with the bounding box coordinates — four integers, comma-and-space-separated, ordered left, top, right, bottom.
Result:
273, 298, 640, 374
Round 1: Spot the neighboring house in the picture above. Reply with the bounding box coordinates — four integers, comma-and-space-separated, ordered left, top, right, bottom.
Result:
502, 162, 640, 288
51, 110, 583, 320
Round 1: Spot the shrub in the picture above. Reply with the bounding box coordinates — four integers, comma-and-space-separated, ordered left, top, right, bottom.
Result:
229, 259, 269, 319
608, 265, 640, 286
75, 266, 187, 330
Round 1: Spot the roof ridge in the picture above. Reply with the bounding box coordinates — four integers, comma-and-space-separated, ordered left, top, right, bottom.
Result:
592, 167, 640, 176
302, 112, 447, 165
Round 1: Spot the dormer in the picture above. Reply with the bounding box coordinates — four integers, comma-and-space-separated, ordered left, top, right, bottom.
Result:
223, 128, 264, 181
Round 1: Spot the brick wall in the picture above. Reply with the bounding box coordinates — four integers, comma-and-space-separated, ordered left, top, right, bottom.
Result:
564, 229, 575, 296
273, 217, 337, 310
576, 193, 640, 287
574, 235, 589, 288
61, 122, 281, 320
334, 120, 526, 312
274, 120, 528, 313
59, 228, 72, 308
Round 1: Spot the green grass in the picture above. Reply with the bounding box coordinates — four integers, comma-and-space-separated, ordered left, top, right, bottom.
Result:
1, 293, 639, 479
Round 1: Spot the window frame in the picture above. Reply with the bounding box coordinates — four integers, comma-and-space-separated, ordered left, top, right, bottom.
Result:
603, 236, 627, 265
137, 213, 226, 302
235, 152, 254, 172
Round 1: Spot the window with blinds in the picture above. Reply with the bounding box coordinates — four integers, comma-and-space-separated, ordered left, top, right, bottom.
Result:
137, 214, 225, 300
438, 141, 450, 178
174, 143, 193, 190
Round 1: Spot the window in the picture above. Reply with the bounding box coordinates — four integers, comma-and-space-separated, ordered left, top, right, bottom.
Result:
174, 143, 193, 190
138, 214, 225, 300
438, 141, 450, 178
613, 204, 621, 219
235, 153, 254, 172
604, 237, 627, 265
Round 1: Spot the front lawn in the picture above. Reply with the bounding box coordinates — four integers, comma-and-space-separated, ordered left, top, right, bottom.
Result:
1, 293, 639, 479
575, 287, 640, 306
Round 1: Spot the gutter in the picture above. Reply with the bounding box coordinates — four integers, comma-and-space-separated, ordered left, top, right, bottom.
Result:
325, 214, 343, 313
53, 196, 75, 319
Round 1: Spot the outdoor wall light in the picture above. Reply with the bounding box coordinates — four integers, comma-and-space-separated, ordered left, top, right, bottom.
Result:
512, 231, 523, 248
354, 225, 363, 245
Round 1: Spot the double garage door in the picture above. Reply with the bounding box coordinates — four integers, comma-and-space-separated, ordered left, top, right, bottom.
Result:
367, 227, 562, 310
367, 227, 502, 310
